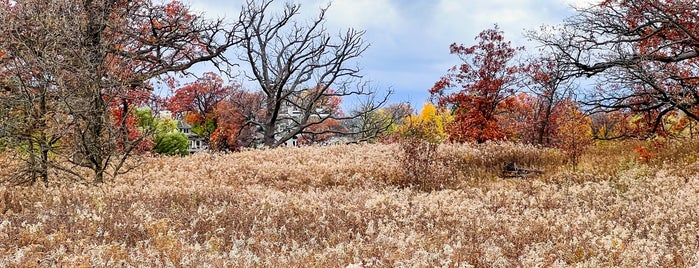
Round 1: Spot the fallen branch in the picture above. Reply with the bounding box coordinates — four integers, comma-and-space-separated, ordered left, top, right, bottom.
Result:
502, 162, 543, 178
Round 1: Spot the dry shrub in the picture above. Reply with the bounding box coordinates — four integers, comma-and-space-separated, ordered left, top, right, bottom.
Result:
650, 138, 699, 164
0, 150, 35, 186
393, 138, 456, 191
0, 148, 137, 186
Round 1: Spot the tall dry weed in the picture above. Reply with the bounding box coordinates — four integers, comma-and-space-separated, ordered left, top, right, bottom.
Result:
436, 141, 565, 182
393, 140, 564, 190
0, 141, 698, 266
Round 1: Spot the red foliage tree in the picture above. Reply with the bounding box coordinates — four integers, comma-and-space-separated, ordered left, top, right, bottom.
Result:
498, 93, 537, 142
430, 26, 523, 143
168, 72, 234, 124
167, 72, 237, 143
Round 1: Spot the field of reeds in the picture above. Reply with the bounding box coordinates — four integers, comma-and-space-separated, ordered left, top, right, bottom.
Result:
2, 140, 699, 267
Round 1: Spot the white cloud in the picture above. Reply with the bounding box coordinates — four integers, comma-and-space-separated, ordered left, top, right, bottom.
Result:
558, 0, 602, 8
321, 0, 403, 30
185, 0, 238, 19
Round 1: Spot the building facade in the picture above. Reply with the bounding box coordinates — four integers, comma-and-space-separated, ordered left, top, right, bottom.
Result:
177, 120, 209, 154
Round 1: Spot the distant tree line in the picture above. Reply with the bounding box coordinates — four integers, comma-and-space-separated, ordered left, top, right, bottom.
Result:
0, 0, 392, 185
3, 0, 698, 185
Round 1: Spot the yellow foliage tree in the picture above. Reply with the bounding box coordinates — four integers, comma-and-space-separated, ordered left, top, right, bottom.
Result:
397, 103, 453, 143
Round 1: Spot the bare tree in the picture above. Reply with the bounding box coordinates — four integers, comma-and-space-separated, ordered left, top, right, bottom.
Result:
521, 54, 576, 145
236, 0, 388, 147
529, 0, 699, 135
345, 100, 412, 143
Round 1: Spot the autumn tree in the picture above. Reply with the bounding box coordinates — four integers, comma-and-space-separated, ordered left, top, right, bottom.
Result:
551, 100, 593, 166
0, 1, 79, 185
210, 89, 266, 151
1, 0, 238, 184
500, 95, 594, 165
397, 103, 453, 144
236, 0, 389, 147
430, 26, 523, 143
530, 0, 699, 137
168, 72, 236, 139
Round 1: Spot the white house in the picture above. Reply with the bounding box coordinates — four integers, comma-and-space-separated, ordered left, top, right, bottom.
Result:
177, 120, 209, 154
271, 101, 336, 147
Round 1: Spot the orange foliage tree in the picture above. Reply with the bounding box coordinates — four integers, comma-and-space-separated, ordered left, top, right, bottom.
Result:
209, 89, 265, 151
430, 26, 523, 143
550, 100, 593, 165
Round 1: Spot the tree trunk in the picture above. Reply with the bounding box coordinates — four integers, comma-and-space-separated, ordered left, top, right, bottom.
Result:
93, 169, 104, 185
39, 136, 49, 187
263, 123, 276, 147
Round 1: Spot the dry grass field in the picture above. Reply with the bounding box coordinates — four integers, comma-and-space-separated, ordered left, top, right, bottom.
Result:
2, 140, 699, 267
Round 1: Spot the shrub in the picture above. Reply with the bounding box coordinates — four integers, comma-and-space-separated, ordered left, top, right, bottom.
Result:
154, 131, 189, 156
393, 138, 454, 191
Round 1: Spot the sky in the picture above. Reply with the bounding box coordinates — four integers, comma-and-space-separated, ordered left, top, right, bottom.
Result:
183, 0, 600, 108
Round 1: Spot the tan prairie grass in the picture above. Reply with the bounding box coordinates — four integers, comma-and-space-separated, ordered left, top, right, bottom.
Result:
572, 139, 699, 182
0, 141, 699, 267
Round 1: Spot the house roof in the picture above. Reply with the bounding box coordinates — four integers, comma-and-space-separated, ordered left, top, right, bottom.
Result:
177, 120, 192, 129
176, 120, 209, 141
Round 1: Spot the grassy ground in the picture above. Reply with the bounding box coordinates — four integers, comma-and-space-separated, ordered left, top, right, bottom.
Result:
1, 140, 699, 267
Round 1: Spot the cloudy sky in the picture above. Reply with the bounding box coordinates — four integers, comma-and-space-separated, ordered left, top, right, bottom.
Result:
185, 0, 599, 107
